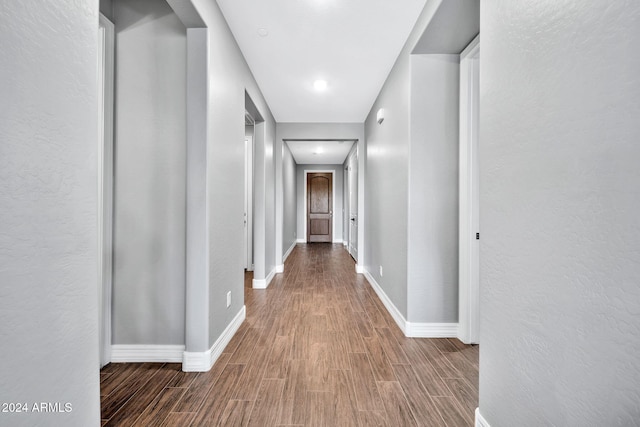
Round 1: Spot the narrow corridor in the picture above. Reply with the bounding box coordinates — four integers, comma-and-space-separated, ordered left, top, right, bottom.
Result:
100, 244, 478, 426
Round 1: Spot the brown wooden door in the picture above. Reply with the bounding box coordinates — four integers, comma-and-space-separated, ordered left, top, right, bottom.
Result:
307, 173, 332, 243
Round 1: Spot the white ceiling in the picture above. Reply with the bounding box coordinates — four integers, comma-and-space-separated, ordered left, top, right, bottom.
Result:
286, 140, 355, 164
216, 0, 428, 123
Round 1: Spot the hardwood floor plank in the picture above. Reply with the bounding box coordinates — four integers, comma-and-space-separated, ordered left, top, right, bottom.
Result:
279, 359, 308, 425
132, 387, 185, 427
173, 352, 232, 413
217, 400, 254, 427
377, 381, 418, 427
165, 365, 198, 388
305, 391, 335, 427
246, 379, 285, 427
104, 365, 180, 426
432, 397, 474, 427
100, 363, 139, 397
444, 352, 479, 390
375, 327, 409, 364
358, 410, 388, 427
362, 336, 396, 381
326, 331, 351, 370
229, 327, 259, 363
160, 412, 195, 427
443, 378, 478, 418
416, 340, 463, 379
264, 335, 293, 379
398, 340, 452, 397
349, 352, 383, 411
328, 369, 360, 427
189, 363, 245, 426
392, 364, 446, 427
101, 363, 167, 420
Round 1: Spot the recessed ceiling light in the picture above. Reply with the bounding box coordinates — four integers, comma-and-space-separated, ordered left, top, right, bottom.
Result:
313, 80, 328, 91
257, 28, 269, 37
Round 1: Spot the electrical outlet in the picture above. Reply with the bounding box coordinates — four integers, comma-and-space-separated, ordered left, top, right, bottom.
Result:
379, 266, 383, 277
226, 291, 231, 308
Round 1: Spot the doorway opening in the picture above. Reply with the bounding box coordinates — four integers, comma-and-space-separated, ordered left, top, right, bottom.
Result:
307, 172, 333, 242
304, 171, 335, 243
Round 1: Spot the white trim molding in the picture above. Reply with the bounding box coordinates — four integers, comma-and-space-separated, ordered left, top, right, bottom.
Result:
475, 408, 491, 427
275, 264, 285, 273
111, 345, 185, 363
183, 305, 246, 372
253, 268, 276, 289
333, 239, 343, 244
283, 241, 296, 262
364, 269, 458, 338
296, 239, 306, 244
408, 322, 458, 338
458, 34, 481, 345
355, 264, 365, 274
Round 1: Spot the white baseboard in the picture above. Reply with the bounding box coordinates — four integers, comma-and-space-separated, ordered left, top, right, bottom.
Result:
183, 305, 246, 372
275, 264, 284, 273
253, 268, 276, 289
333, 239, 343, 244
296, 239, 306, 243
342, 241, 348, 247
111, 344, 185, 363
407, 322, 458, 338
283, 241, 296, 262
363, 269, 458, 338
355, 264, 365, 274
475, 408, 490, 427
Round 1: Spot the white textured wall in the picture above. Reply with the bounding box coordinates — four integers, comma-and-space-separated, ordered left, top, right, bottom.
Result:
113, 0, 187, 345
0, 1, 100, 425
479, 2, 640, 425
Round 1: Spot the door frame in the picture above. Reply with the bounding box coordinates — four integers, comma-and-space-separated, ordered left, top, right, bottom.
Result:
458, 35, 480, 344
98, 13, 115, 367
303, 170, 336, 243
346, 148, 358, 260
244, 131, 254, 271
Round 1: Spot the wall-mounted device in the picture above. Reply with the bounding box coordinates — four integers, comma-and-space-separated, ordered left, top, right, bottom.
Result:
377, 108, 385, 124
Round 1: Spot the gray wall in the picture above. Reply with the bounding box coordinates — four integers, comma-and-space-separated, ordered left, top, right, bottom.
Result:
364, 0, 446, 321
296, 165, 345, 243
479, 2, 640, 426
113, 0, 187, 345
282, 142, 297, 255
0, 1, 100, 425
100, 0, 114, 20
187, 0, 277, 347
407, 54, 459, 323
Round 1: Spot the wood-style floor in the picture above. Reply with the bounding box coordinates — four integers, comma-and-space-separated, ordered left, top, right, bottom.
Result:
100, 243, 478, 426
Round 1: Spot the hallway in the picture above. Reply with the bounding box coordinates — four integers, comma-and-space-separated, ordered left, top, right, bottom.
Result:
100, 244, 478, 426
